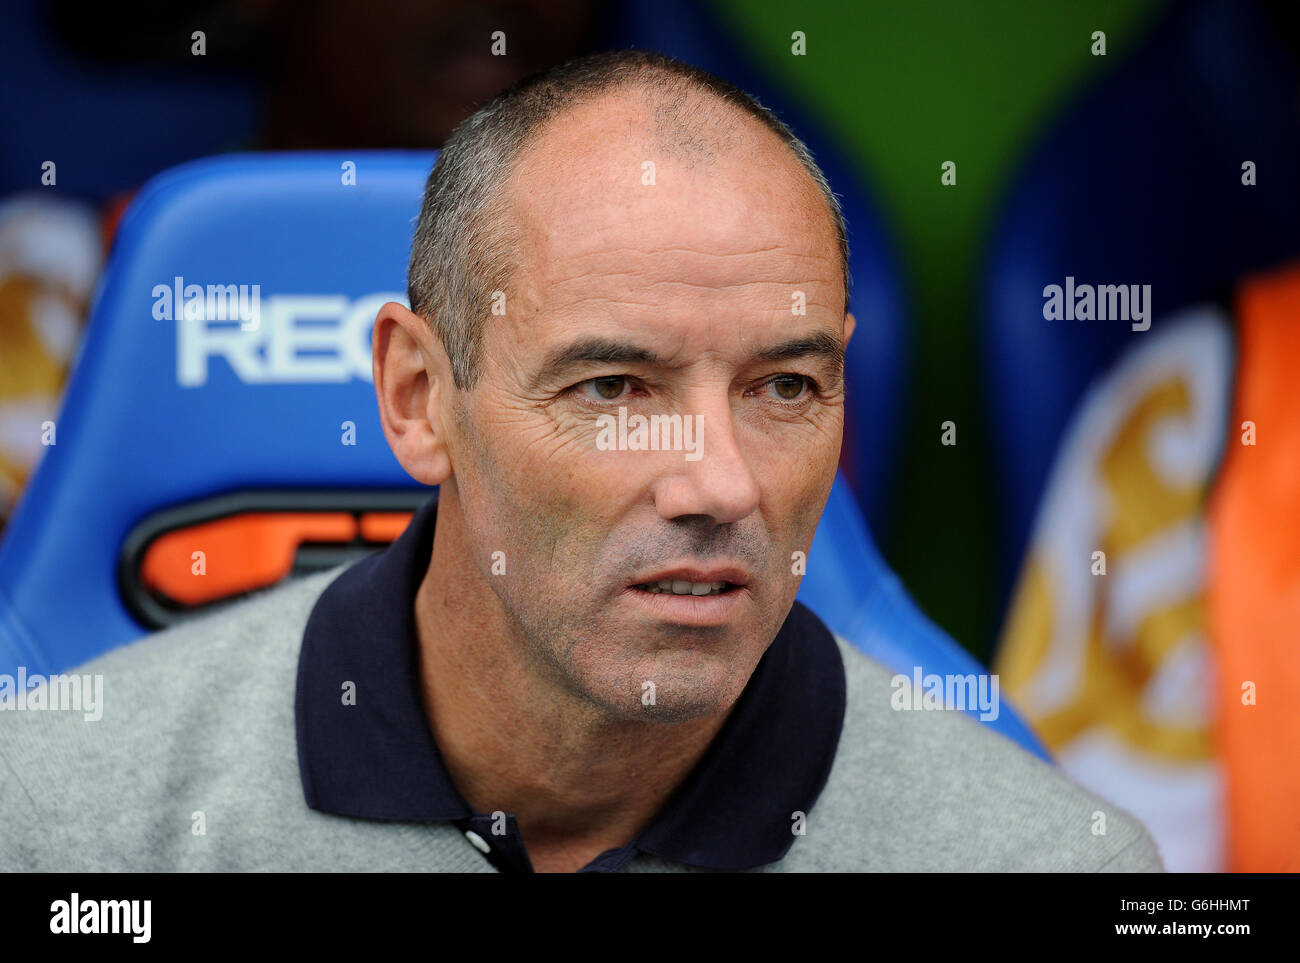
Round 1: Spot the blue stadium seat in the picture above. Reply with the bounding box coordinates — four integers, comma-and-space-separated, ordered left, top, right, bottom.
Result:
982, 0, 1300, 599
0, 151, 1048, 759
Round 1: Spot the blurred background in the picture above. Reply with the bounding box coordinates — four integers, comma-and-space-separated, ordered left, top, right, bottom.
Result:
2, 0, 1297, 873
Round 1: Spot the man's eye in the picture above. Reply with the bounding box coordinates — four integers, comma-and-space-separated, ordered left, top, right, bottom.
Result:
579, 376, 630, 401
766, 375, 811, 401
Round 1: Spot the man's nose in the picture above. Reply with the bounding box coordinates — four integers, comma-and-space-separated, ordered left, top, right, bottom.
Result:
650, 399, 761, 525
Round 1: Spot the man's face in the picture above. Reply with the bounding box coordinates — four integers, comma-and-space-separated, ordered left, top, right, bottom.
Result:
444, 94, 851, 722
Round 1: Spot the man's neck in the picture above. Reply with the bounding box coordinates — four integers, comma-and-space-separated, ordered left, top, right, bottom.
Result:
413, 488, 734, 873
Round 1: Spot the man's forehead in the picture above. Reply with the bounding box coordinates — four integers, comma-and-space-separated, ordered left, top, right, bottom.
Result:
513, 87, 748, 175
505, 91, 839, 282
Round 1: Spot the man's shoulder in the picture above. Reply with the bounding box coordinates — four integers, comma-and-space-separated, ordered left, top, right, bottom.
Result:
95, 566, 341, 682
777, 636, 1163, 872
17, 565, 340, 726
0, 568, 342, 870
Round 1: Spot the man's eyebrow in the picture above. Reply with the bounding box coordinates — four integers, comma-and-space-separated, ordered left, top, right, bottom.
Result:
753, 333, 846, 372
530, 337, 665, 389
529, 331, 846, 389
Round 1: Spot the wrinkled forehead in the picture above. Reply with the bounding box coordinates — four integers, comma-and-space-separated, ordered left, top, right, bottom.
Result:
503, 91, 843, 320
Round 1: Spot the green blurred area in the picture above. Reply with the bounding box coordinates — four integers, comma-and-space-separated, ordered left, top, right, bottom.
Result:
716, 0, 1167, 661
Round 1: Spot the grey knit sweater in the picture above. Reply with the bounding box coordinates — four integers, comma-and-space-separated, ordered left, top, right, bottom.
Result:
0, 569, 1163, 872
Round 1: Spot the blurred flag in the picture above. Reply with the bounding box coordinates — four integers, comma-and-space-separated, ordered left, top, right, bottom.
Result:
997, 262, 1300, 872
0, 195, 100, 523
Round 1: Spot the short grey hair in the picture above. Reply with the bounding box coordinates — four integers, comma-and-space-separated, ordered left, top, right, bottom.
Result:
407, 49, 850, 390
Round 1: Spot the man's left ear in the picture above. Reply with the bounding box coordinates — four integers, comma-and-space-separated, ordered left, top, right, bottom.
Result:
372, 300, 454, 487
843, 311, 857, 347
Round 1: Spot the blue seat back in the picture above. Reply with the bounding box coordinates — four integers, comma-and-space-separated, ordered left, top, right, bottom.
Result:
0, 153, 422, 673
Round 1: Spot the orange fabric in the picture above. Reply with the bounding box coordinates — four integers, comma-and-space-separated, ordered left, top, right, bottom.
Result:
141, 513, 357, 605
1208, 264, 1300, 872
359, 511, 414, 542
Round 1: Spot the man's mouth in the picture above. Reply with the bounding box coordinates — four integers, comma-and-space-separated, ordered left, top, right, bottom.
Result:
627, 564, 751, 596
622, 566, 751, 626
632, 579, 736, 596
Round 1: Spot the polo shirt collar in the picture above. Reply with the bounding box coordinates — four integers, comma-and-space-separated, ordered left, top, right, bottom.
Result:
295, 492, 846, 870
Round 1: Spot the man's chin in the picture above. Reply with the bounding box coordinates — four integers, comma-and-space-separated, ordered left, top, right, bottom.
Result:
587, 647, 750, 724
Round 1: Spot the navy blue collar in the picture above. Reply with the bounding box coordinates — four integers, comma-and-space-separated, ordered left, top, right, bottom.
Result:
295, 492, 846, 871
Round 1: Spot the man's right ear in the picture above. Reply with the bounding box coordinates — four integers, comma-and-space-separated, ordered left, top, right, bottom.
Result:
372, 301, 454, 487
